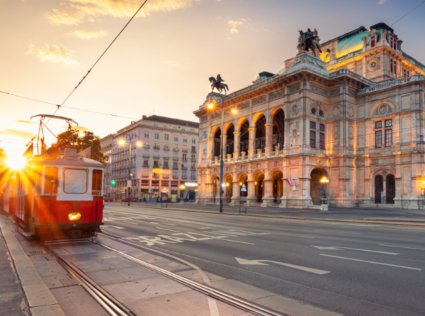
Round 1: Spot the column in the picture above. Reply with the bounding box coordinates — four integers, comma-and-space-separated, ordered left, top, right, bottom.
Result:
261, 179, 274, 207
233, 131, 240, 159
248, 128, 255, 159
264, 123, 273, 156
246, 180, 256, 206
207, 138, 214, 161
230, 181, 240, 206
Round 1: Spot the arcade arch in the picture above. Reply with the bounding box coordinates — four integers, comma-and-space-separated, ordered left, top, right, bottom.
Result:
272, 109, 285, 150
310, 168, 328, 205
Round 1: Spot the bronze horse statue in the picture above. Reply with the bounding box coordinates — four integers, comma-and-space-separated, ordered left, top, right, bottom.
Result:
209, 76, 229, 94
298, 29, 322, 57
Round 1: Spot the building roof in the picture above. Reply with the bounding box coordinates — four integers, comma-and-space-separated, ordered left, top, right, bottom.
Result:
143, 115, 199, 128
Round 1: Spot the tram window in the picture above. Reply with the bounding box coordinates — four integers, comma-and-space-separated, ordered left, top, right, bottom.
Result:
92, 170, 103, 196
34, 170, 42, 194
64, 169, 88, 194
44, 167, 58, 194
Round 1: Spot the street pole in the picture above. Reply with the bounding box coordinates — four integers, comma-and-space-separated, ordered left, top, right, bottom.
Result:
128, 142, 131, 207
219, 98, 224, 213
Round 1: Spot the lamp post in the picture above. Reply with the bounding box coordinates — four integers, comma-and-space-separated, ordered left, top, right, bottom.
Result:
207, 95, 237, 213
118, 134, 142, 206
320, 176, 329, 211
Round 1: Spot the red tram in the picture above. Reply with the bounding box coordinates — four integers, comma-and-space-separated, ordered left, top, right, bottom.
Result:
2, 148, 105, 240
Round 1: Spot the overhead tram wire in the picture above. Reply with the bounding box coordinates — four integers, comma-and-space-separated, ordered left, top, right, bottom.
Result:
389, 0, 425, 28
0, 91, 138, 120
46, 0, 149, 124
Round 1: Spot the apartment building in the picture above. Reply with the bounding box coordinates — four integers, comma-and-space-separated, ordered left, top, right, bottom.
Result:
100, 134, 113, 196
102, 115, 199, 201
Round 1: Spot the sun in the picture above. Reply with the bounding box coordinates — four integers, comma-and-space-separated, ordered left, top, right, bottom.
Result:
6, 155, 27, 170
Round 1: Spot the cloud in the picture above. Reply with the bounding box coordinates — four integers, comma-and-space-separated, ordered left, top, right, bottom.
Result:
44, 7, 86, 25
27, 44, 79, 66
228, 19, 246, 34
70, 29, 108, 39
379, 0, 387, 4
15, 120, 36, 124
0, 129, 36, 139
45, 0, 201, 25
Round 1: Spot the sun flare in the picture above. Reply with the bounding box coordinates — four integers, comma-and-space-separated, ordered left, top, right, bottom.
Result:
6, 156, 27, 171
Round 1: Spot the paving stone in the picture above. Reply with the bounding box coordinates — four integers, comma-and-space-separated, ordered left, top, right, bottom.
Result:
30, 304, 66, 316
51, 286, 108, 316
71, 256, 140, 273
86, 266, 160, 286
41, 274, 75, 289
23, 284, 58, 307
32, 261, 65, 277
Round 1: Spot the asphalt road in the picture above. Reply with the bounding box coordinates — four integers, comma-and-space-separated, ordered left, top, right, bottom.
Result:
101, 204, 425, 316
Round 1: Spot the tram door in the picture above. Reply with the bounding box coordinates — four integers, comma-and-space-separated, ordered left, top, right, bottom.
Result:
375, 175, 384, 204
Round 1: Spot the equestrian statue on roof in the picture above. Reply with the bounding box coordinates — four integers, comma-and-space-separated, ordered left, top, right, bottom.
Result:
298, 28, 322, 57
209, 74, 229, 94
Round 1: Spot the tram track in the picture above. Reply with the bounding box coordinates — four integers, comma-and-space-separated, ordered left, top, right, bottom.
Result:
43, 241, 137, 316
96, 231, 286, 316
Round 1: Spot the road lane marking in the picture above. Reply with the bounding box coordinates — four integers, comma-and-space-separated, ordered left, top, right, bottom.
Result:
313, 229, 361, 235
311, 245, 399, 255
220, 239, 255, 245
275, 233, 316, 238
156, 227, 181, 233
160, 223, 176, 226
235, 257, 330, 275
379, 244, 425, 251
102, 225, 125, 229
320, 254, 422, 271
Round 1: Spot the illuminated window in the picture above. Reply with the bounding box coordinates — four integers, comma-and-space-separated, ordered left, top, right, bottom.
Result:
385, 129, 392, 147
385, 119, 392, 127
375, 131, 382, 148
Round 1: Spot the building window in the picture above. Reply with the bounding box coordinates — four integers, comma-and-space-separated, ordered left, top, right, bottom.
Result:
310, 121, 316, 130
385, 129, 392, 147
164, 134, 169, 140
320, 133, 325, 150
174, 136, 178, 142
154, 133, 159, 139
375, 121, 382, 129
164, 142, 169, 149
144, 132, 149, 138
385, 119, 392, 127
191, 172, 196, 179
320, 124, 325, 132
154, 141, 159, 149
164, 151, 169, 158
191, 154, 196, 160
173, 152, 178, 159
154, 151, 159, 158
163, 125, 167, 128
310, 131, 316, 148
190, 129, 194, 132
173, 162, 178, 169
153, 161, 159, 168
371, 36, 376, 48
192, 138, 196, 144
183, 137, 187, 143
390, 59, 393, 73
143, 150, 149, 157
173, 144, 178, 150
182, 153, 187, 160
163, 161, 169, 169
154, 124, 158, 127
144, 141, 149, 147
393, 60, 397, 76
183, 145, 187, 151
143, 160, 149, 167
191, 146, 196, 153
375, 131, 382, 148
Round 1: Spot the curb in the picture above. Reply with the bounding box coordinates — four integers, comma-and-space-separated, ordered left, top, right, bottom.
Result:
132, 205, 425, 228
0, 215, 66, 316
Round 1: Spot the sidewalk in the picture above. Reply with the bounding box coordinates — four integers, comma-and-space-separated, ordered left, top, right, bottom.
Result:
115, 202, 425, 227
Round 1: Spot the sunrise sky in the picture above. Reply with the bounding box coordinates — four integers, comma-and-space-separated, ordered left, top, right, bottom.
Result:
1, 0, 425, 160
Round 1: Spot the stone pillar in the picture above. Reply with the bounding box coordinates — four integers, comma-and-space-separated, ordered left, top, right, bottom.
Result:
248, 128, 255, 159
233, 131, 240, 159
207, 138, 214, 161
246, 180, 256, 206
261, 179, 274, 207
230, 181, 240, 206
264, 123, 273, 156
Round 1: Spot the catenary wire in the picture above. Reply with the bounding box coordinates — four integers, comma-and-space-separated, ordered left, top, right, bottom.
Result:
389, 1, 425, 28
0, 90, 138, 120
46, 0, 149, 123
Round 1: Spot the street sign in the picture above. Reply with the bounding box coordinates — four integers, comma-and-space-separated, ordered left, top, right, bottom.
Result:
241, 184, 247, 192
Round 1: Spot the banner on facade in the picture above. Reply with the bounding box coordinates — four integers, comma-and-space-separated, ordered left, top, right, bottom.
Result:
286, 178, 298, 190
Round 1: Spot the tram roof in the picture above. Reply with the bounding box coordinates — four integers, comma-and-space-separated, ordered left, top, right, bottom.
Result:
28, 156, 105, 168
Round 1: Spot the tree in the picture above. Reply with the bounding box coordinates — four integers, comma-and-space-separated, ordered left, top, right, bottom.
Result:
52, 130, 108, 165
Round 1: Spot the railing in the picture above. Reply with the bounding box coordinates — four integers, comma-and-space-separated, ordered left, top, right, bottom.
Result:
154, 146, 160, 149
182, 149, 188, 153
172, 166, 178, 170
173, 175, 178, 179
357, 74, 424, 96
181, 175, 187, 179
182, 158, 187, 161
181, 167, 187, 170
190, 176, 196, 179
173, 148, 179, 152
142, 175, 149, 178
163, 147, 169, 151
143, 154, 149, 158
191, 150, 196, 153
191, 158, 196, 162
173, 157, 179, 161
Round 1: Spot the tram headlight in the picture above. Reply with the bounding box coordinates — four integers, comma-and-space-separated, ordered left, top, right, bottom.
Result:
68, 212, 82, 221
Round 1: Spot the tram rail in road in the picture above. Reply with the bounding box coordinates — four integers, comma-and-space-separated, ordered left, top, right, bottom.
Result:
43, 235, 285, 316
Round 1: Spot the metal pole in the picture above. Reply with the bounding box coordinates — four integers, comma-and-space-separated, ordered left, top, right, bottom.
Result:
128, 142, 131, 206
219, 97, 224, 213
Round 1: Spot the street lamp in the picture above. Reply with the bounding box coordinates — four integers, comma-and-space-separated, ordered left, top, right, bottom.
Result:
320, 176, 329, 198
117, 134, 142, 206
207, 90, 237, 213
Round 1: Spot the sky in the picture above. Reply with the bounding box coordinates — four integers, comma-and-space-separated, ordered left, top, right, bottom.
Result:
1, 0, 425, 160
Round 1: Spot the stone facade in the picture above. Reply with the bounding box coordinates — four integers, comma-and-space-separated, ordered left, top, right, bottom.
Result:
193, 23, 425, 209
101, 115, 199, 200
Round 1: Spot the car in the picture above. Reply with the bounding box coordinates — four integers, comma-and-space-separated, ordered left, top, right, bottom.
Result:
103, 196, 113, 202
122, 197, 137, 202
